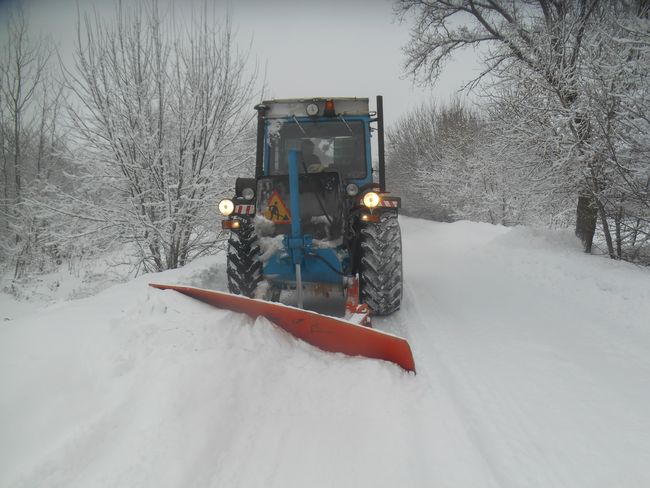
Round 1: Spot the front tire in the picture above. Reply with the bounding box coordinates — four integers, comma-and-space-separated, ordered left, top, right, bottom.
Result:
227, 219, 263, 297
358, 212, 403, 315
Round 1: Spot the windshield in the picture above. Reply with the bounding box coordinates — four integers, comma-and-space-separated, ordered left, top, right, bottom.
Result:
267, 120, 367, 179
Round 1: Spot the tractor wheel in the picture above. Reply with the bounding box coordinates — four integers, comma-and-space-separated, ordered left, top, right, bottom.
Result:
359, 211, 403, 315
227, 219, 263, 298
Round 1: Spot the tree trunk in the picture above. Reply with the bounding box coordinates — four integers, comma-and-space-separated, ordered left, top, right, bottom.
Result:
615, 207, 623, 259
596, 200, 616, 259
575, 195, 598, 253
13, 107, 21, 202
1, 138, 8, 203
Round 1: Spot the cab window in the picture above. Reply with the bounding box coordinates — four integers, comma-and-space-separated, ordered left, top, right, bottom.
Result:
267, 120, 367, 179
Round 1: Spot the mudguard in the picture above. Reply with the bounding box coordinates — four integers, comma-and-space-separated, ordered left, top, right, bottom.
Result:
149, 283, 415, 373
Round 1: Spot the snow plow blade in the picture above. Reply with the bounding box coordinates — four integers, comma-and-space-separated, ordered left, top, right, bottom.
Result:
149, 283, 415, 373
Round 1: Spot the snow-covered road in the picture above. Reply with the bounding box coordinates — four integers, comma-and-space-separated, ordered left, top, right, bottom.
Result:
1, 217, 649, 487
393, 219, 650, 487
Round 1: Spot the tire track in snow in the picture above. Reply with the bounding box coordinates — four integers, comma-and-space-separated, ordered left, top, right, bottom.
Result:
399, 283, 508, 488
402, 281, 581, 488
398, 218, 578, 487
396, 217, 650, 487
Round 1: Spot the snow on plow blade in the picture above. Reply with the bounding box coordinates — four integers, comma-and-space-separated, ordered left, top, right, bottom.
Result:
149, 283, 415, 373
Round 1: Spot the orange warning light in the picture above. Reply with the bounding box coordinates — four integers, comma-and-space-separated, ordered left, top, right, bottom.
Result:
324, 99, 335, 117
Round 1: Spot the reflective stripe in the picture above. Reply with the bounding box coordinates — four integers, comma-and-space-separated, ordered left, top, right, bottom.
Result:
380, 200, 399, 208
235, 204, 255, 214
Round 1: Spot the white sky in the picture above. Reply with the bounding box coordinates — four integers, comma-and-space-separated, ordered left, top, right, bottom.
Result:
4, 0, 482, 126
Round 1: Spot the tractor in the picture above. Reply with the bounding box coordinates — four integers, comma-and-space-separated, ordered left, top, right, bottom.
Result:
219, 96, 402, 319
150, 97, 414, 372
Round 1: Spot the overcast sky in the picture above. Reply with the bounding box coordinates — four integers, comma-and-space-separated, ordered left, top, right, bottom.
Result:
3, 0, 482, 126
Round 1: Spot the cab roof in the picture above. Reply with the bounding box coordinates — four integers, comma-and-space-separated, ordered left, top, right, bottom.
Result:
257, 97, 370, 118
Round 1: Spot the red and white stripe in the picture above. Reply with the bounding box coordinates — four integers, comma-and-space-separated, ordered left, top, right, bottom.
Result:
235, 204, 255, 215
380, 200, 399, 208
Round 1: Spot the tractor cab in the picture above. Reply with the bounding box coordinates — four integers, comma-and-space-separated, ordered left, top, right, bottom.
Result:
252, 99, 375, 244
260, 98, 373, 187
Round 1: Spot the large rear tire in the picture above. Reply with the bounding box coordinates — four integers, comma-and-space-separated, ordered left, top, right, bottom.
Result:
359, 212, 403, 315
227, 219, 263, 298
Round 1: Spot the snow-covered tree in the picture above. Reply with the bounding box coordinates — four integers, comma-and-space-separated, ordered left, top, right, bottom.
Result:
0, 7, 67, 278
59, 1, 258, 272
396, 0, 609, 252
579, 2, 650, 259
397, 0, 649, 259
387, 100, 449, 220
488, 86, 575, 225
387, 98, 541, 225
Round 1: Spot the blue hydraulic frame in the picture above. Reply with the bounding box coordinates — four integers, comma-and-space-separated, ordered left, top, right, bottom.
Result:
286, 150, 304, 266
261, 115, 369, 287
262, 148, 345, 286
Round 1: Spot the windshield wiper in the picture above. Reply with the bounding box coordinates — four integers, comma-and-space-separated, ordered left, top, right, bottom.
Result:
292, 115, 307, 135
338, 114, 353, 134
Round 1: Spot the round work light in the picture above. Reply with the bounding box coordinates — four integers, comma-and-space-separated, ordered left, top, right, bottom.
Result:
362, 191, 380, 208
218, 199, 235, 216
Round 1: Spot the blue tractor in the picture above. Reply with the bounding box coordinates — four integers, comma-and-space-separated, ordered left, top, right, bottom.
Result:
218, 96, 402, 318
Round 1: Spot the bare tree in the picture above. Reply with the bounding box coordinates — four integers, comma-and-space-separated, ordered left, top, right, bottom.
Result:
387, 101, 450, 220
388, 97, 546, 225
60, 1, 258, 272
0, 8, 50, 203
579, 1, 650, 260
397, 0, 611, 252
0, 7, 63, 278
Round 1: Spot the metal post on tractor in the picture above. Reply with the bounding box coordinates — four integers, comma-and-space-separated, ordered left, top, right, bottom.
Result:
287, 149, 304, 309
254, 103, 267, 178
377, 95, 386, 192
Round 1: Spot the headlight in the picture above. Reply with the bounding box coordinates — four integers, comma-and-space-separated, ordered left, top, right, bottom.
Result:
218, 199, 234, 216
242, 187, 255, 200
362, 191, 380, 208
346, 183, 359, 196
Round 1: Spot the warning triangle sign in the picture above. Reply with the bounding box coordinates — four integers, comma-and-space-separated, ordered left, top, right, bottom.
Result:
263, 190, 292, 224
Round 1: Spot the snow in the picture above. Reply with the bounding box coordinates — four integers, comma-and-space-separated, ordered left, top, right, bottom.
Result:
258, 234, 285, 262
2, 217, 650, 487
0, 293, 36, 322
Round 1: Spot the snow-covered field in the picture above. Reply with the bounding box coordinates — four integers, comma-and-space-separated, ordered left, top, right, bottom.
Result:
1, 217, 649, 487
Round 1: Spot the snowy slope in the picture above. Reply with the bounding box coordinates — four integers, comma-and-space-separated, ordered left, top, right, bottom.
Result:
1, 217, 649, 487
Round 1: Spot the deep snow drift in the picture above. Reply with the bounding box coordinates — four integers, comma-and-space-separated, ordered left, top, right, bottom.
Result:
1, 217, 649, 487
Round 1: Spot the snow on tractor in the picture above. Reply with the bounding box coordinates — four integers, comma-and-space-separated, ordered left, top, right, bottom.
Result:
151, 96, 414, 372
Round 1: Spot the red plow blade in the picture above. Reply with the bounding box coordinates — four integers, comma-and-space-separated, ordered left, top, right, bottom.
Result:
149, 283, 415, 373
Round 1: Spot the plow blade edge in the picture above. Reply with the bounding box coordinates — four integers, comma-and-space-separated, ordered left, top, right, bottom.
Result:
149, 283, 415, 373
